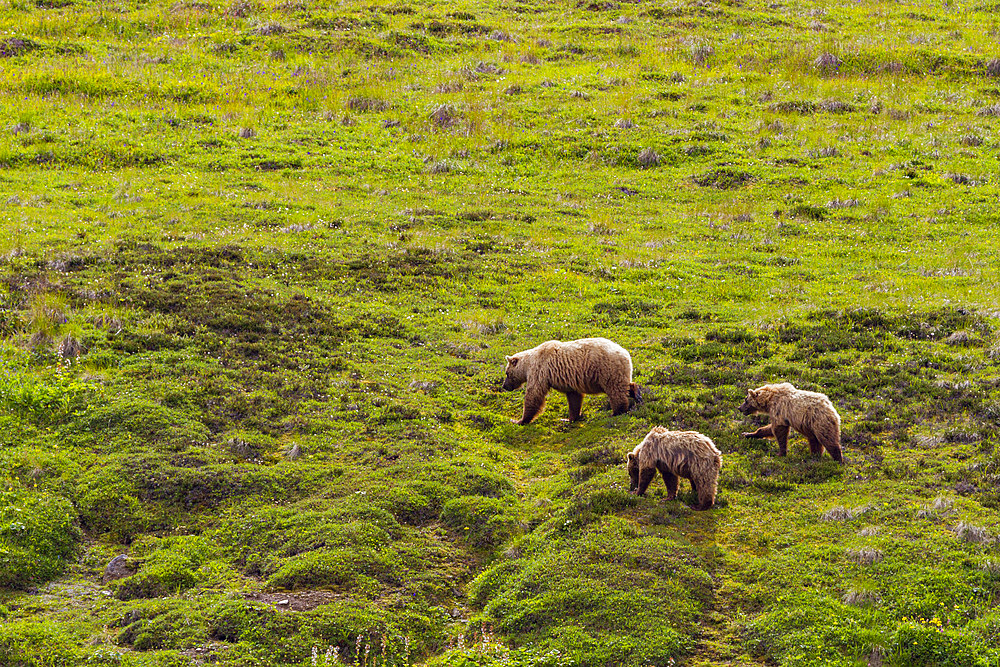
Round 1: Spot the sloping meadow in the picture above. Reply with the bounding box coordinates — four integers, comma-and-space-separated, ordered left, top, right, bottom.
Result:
3, 0, 1000, 664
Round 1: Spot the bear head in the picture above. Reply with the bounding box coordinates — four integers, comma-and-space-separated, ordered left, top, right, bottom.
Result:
738, 388, 764, 415
502, 355, 527, 391
626, 451, 640, 493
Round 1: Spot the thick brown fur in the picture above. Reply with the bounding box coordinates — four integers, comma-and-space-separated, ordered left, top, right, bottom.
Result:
502, 338, 635, 425
627, 427, 722, 510
739, 382, 843, 463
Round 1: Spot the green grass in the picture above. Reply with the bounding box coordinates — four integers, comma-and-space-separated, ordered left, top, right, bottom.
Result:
1, 0, 1000, 665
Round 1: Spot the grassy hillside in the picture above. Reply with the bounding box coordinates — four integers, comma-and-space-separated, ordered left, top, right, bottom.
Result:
2, 0, 1000, 665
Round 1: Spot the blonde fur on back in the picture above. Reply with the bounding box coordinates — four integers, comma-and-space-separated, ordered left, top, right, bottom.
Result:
512, 338, 632, 395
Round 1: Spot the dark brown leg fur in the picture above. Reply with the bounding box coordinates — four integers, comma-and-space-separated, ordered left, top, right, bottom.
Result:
515, 388, 547, 425
743, 424, 774, 439
636, 467, 657, 496
565, 391, 584, 422
801, 428, 824, 457
657, 463, 678, 500
774, 424, 790, 456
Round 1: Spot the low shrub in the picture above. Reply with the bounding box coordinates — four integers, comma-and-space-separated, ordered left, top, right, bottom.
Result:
0, 489, 79, 589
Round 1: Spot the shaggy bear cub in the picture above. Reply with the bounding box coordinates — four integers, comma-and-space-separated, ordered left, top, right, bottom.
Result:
627, 427, 722, 510
739, 382, 843, 462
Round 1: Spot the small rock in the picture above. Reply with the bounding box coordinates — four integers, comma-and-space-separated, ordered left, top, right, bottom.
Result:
104, 555, 136, 582
277, 599, 290, 606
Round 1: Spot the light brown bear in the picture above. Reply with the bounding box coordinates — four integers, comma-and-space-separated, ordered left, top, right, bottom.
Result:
627, 427, 722, 510
502, 338, 639, 425
739, 382, 843, 463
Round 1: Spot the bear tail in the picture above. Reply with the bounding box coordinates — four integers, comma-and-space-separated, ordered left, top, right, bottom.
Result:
629, 382, 643, 405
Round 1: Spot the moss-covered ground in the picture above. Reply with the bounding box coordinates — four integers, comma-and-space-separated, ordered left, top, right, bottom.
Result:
2, 0, 1000, 665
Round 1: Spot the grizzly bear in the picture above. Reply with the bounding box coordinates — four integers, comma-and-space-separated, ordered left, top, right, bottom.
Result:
627, 427, 722, 510
502, 338, 639, 425
739, 382, 843, 462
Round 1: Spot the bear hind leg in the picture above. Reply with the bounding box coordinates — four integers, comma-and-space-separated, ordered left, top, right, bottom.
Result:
801, 428, 824, 458
657, 463, 678, 500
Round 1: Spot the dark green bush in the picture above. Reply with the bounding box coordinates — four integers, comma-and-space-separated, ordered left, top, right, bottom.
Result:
112, 551, 197, 600
77, 479, 149, 543
0, 489, 79, 589
440, 496, 518, 549
891, 622, 987, 667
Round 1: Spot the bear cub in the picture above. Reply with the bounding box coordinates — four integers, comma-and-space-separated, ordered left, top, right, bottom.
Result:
627, 427, 722, 510
739, 382, 843, 463
502, 337, 639, 425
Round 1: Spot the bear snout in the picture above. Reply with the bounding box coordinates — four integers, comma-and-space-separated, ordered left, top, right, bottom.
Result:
737, 401, 753, 415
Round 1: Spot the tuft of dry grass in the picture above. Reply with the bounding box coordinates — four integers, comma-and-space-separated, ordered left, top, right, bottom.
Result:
637, 147, 659, 168
955, 522, 990, 544
434, 81, 463, 94
614, 118, 636, 129
689, 43, 714, 67
813, 52, 841, 74
57, 334, 84, 359
847, 548, 883, 565
945, 331, 973, 346
224, 0, 252, 17
426, 160, 455, 174
821, 506, 854, 521
843, 588, 880, 607
429, 104, 461, 129
348, 96, 389, 112
249, 21, 289, 35
238, 127, 255, 138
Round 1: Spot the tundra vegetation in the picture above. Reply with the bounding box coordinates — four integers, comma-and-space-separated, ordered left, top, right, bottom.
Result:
1, 0, 1000, 665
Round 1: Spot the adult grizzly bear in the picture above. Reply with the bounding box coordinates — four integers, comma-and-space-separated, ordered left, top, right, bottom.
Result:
739, 382, 843, 462
627, 427, 722, 510
502, 338, 639, 425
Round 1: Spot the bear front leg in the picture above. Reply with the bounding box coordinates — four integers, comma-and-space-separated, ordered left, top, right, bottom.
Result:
743, 424, 774, 439
825, 443, 844, 463
773, 424, 790, 456
657, 463, 678, 500
514, 388, 547, 425
563, 391, 584, 422
634, 467, 657, 496
608, 388, 630, 416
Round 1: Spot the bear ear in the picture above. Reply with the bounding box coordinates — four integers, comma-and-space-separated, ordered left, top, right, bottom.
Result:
506, 355, 519, 366
626, 452, 636, 462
